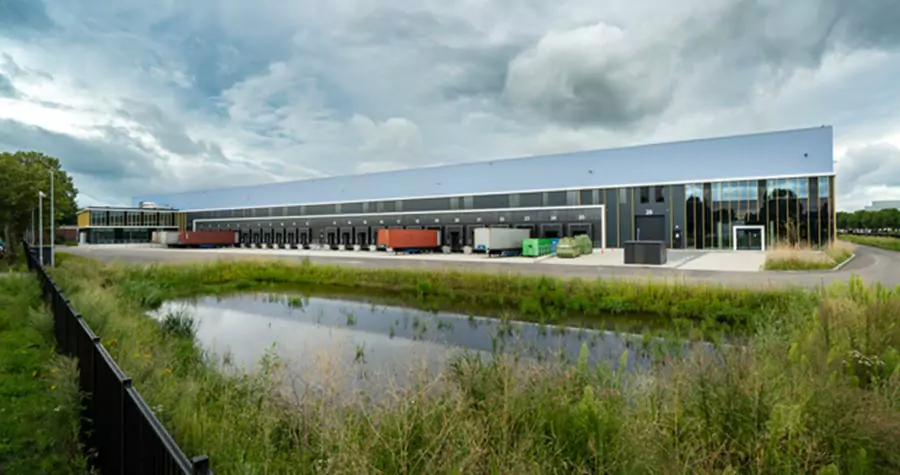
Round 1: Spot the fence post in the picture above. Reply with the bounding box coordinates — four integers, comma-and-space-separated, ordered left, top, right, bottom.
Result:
120, 377, 132, 475
191, 455, 211, 475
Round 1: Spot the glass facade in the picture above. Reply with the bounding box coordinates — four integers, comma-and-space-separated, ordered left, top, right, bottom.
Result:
682, 175, 835, 249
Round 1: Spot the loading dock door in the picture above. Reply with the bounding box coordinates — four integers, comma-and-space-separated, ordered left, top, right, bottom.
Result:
354, 226, 369, 247
514, 224, 535, 238
568, 223, 592, 237
568, 223, 594, 247
339, 227, 353, 246
540, 223, 563, 239
298, 227, 310, 246
445, 225, 463, 249
635, 215, 666, 242
325, 227, 338, 247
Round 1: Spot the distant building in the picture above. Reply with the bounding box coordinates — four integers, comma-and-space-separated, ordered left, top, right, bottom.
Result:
864, 200, 900, 211
75, 206, 179, 244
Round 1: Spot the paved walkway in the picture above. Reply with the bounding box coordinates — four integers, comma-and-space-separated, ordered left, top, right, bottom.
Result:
62, 244, 900, 290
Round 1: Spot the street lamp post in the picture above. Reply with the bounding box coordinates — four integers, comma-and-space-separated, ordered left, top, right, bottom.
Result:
50, 168, 55, 267
38, 191, 45, 266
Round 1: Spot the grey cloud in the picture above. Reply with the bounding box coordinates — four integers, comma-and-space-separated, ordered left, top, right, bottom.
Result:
115, 101, 228, 160
0, 119, 161, 180
838, 144, 900, 192
834, 0, 900, 49
339, 8, 524, 101
0, 0, 55, 30
501, 0, 900, 128
0, 73, 17, 98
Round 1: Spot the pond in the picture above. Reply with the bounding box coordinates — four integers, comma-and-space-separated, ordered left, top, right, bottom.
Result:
149, 293, 692, 396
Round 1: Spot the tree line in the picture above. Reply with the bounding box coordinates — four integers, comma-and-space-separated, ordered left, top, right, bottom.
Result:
0, 151, 79, 251
837, 208, 900, 235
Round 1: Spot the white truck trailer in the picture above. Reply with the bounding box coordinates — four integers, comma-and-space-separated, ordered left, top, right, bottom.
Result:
473, 227, 531, 256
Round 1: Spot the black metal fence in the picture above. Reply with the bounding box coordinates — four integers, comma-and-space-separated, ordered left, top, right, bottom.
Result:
23, 242, 212, 474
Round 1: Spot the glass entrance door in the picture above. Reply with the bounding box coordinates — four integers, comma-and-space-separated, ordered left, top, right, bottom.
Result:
733, 226, 765, 250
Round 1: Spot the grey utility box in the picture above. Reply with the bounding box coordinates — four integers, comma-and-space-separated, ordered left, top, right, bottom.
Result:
623, 240, 667, 265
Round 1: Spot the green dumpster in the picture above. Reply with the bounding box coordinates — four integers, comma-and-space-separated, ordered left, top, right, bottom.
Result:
575, 234, 593, 255
522, 238, 553, 257
555, 237, 581, 258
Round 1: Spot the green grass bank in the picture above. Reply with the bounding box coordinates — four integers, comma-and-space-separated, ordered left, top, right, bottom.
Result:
46, 258, 900, 474
840, 234, 900, 252
0, 274, 90, 474
114, 258, 821, 333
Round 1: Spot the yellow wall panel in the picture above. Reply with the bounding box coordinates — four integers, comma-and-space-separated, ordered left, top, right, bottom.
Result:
77, 210, 90, 228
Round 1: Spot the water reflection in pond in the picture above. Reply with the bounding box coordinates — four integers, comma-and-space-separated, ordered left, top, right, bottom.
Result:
149, 293, 688, 395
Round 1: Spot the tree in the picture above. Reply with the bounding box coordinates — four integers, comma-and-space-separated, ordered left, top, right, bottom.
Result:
836, 208, 900, 234
0, 151, 79, 254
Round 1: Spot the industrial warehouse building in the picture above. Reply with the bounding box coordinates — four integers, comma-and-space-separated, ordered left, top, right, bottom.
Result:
133, 126, 837, 252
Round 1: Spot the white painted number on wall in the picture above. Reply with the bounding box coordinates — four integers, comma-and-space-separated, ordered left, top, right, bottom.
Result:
454, 218, 460, 223
524, 216, 531, 221
645, 209, 654, 215
499, 217, 505, 222
578, 214, 585, 220
550, 216, 557, 221
476, 217, 482, 222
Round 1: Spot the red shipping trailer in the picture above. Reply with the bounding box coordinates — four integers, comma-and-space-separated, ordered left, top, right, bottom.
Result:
376, 229, 440, 251
176, 231, 239, 247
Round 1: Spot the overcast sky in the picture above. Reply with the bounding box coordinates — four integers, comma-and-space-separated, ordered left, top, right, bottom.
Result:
2, 0, 899, 211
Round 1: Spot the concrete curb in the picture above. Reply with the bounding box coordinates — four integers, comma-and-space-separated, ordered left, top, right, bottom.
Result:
831, 253, 856, 272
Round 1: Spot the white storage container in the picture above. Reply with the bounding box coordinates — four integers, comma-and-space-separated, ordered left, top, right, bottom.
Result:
473, 228, 530, 255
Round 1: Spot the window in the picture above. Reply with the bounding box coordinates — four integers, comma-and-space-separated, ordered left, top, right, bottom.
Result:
655, 186, 665, 203
640, 187, 650, 204
519, 193, 542, 207
473, 194, 510, 209
579, 189, 594, 205
401, 198, 450, 212
545, 191, 567, 207
305, 204, 335, 215
377, 201, 396, 213
341, 202, 364, 214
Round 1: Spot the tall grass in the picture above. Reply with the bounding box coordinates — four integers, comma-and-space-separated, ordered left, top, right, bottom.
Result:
0, 274, 91, 474
764, 241, 855, 271
841, 234, 900, 252
45, 258, 900, 474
